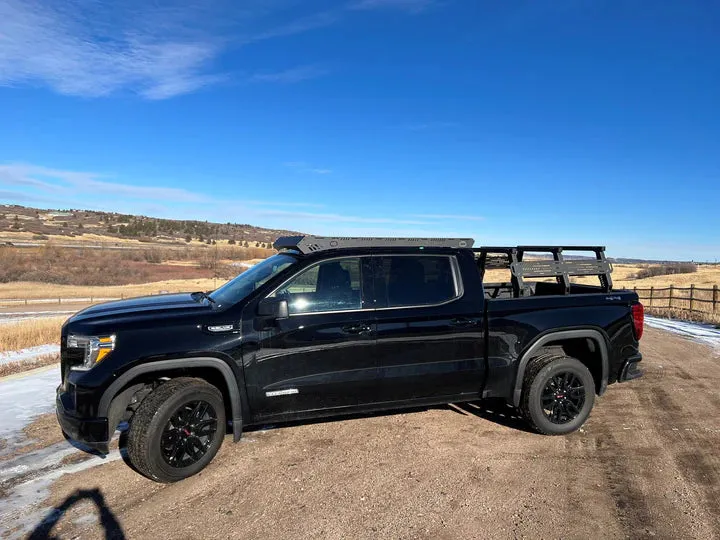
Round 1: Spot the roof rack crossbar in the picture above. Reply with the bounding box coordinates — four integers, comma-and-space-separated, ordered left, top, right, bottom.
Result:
273, 235, 474, 254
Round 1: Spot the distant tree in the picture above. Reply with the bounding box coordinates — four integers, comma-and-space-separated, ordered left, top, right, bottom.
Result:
185, 234, 192, 243
199, 234, 204, 242
243, 240, 249, 247
211, 239, 217, 245
206, 238, 212, 245
77, 222, 84, 229
228, 238, 236, 245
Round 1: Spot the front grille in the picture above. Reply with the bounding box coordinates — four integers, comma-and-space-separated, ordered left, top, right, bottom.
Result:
61, 343, 84, 385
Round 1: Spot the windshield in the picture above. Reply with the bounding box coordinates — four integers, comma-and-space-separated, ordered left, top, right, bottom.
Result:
209, 253, 298, 307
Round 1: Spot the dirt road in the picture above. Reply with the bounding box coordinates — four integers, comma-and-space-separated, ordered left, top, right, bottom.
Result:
5, 327, 720, 539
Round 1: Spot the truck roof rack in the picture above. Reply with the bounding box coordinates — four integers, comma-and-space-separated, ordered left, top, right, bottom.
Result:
474, 246, 613, 295
273, 235, 475, 254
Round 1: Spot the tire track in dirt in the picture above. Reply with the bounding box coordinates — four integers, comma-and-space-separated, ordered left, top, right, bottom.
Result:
633, 381, 720, 538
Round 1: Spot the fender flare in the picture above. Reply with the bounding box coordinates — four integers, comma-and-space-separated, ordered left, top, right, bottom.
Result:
98, 357, 244, 442
512, 329, 609, 407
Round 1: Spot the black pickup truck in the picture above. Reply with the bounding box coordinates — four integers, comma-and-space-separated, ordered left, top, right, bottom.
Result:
57, 236, 644, 482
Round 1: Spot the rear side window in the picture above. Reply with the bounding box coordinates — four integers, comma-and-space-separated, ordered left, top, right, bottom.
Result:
272, 257, 364, 314
373, 255, 458, 308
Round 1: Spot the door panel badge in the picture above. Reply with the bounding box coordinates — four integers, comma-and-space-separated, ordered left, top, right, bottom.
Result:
266, 388, 299, 397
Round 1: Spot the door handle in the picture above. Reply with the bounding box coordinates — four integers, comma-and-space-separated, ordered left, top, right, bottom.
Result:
342, 323, 372, 335
450, 317, 477, 327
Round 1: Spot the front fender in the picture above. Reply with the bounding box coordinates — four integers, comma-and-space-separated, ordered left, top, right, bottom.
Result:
98, 357, 244, 442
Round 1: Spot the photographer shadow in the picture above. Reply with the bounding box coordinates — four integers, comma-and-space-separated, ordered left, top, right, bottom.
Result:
28, 487, 125, 540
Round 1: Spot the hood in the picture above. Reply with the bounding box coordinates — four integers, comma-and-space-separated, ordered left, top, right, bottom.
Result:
69, 292, 212, 324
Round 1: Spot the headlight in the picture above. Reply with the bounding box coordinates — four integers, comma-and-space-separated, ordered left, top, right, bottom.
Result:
68, 334, 116, 371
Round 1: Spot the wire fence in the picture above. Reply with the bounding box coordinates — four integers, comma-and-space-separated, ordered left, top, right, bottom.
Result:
632, 285, 719, 315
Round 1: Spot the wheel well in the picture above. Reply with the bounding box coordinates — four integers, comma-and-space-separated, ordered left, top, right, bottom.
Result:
536, 337, 603, 394
107, 367, 234, 435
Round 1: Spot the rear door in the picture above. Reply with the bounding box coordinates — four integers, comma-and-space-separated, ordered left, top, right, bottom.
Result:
246, 256, 379, 417
371, 253, 485, 402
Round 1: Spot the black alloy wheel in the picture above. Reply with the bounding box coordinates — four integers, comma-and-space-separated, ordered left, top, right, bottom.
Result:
160, 400, 219, 468
540, 371, 586, 424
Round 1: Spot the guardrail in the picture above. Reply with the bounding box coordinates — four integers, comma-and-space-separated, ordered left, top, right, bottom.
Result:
633, 285, 719, 314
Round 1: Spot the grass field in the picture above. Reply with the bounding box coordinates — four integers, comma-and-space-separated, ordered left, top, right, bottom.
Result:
0, 317, 64, 353
0, 278, 221, 301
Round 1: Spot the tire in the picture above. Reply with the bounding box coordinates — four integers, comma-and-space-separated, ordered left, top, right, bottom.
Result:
126, 377, 226, 482
520, 353, 595, 435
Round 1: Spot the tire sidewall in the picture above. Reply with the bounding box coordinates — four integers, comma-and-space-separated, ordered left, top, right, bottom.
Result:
527, 358, 595, 435
144, 385, 226, 482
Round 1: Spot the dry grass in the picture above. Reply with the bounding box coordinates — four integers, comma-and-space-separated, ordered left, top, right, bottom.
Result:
645, 307, 720, 327
0, 353, 59, 378
0, 278, 225, 301
0, 317, 64, 352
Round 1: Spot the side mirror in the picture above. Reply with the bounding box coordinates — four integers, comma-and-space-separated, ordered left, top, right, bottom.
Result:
258, 297, 289, 320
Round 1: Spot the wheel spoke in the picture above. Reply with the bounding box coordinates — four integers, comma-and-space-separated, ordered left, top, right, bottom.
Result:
541, 370, 587, 425
191, 401, 208, 422
160, 399, 218, 468
195, 418, 217, 436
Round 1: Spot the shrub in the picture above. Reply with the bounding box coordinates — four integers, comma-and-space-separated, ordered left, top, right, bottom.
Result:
632, 263, 697, 280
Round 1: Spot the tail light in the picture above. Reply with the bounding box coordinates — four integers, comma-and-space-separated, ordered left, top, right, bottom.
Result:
631, 302, 644, 340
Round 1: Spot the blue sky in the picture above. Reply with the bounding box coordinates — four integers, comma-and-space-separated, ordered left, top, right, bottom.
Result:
0, 0, 718, 261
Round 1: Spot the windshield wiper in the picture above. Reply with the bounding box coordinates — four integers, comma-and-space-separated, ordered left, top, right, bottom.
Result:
191, 291, 216, 305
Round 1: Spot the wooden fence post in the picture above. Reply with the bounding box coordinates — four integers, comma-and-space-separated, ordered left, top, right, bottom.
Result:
713, 285, 718, 313
669, 284, 674, 309
649, 286, 654, 307
689, 284, 695, 312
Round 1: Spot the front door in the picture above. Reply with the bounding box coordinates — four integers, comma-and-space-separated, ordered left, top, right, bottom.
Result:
371, 254, 485, 402
245, 256, 378, 418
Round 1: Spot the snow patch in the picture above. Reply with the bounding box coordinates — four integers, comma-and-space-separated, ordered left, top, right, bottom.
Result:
0, 447, 122, 538
0, 344, 60, 365
0, 366, 60, 438
645, 316, 720, 352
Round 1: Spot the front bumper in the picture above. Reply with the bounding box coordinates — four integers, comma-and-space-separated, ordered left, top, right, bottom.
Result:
619, 353, 643, 382
56, 385, 110, 454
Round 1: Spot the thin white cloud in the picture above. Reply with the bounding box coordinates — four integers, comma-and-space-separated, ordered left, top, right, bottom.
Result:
411, 213, 485, 221
403, 121, 459, 131
0, 162, 325, 210
350, 0, 436, 13
0, 1, 444, 100
0, 0, 230, 99
0, 163, 207, 203
249, 65, 328, 84
245, 11, 341, 43
256, 209, 430, 225
284, 162, 333, 174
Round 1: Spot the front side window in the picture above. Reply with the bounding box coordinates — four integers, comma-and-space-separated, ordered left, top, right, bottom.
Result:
374, 255, 458, 308
272, 258, 363, 314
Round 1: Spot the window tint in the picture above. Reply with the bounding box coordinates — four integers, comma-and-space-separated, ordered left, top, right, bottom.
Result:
209, 254, 297, 307
272, 258, 363, 314
374, 256, 457, 308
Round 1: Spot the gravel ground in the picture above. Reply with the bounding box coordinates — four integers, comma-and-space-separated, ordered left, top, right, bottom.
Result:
3, 327, 720, 539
